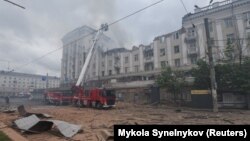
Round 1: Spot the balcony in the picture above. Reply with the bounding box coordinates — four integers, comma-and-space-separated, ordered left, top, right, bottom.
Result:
144, 57, 154, 62
187, 47, 198, 55
185, 33, 197, 43
114, 62, 121, 68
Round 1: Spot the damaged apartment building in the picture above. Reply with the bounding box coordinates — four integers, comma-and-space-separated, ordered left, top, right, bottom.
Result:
61, 0, 250, 96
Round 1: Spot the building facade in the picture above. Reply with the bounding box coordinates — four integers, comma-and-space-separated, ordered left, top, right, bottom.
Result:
0, 71, 60, 96
60, 26, 116, 85
61, 0, 250, 87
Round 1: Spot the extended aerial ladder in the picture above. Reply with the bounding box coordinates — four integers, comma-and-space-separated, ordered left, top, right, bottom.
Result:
76, 23, 108, 87
45, 24, 115, 108
71, 24, 116, 108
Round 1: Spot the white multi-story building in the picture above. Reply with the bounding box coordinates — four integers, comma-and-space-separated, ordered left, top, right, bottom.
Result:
61, 0, 250, 87
60, 26, 116, 85
0, 71, 60, 96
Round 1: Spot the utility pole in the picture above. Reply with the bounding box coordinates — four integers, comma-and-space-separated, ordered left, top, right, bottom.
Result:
204, 18, 218, 112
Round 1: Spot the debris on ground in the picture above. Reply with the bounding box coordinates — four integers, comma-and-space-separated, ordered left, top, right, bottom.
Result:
13, 114, 82, 138
48, 120, 82, 138
1, 102, 250, 141
17, 105, 52, 118
223, 119, 234, 124
0, 106, 17, 113
97, 129, 113, 141
14, 115, 54, 133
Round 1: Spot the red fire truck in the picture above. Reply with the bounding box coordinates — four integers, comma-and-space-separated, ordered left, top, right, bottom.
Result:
45, 24, 116, 108
72, 86, 116, 108
44, 88, 73, 105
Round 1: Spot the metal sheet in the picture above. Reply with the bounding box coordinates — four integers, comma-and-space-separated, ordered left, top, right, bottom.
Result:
14, 114, 81, 137
14, 115, 53, 133
49, 120, 82, 138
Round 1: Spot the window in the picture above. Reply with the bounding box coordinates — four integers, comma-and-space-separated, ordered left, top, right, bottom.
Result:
224, 17, 233, 28
92, 63, 96, 69
174, 46, 180, 53
125, 67, 129, 73
161, 61, 166, 68
144, 63, 154, 71
160, 36, 165, 43
189, 43, 196, 53
174, 32, 179, 39
116, 69, 120, 74
188, 27, 195, 37
175, 59, 181, 67
160, 48, 165, 56
102, 71, 105, 76
134, 65, 139, 72
134, 54, 139, 61
101, 62, 105, 67
190, 56, 197, 64
125, 57, 129, 63
144, 49, 154, 59
226, 34, 234, 44
243, 12, 250, 20
109, 70, 112, 76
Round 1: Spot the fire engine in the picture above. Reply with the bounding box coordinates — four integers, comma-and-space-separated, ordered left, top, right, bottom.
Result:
72, 86, 116, 108
44, 88, 73, 105
45, 24, 116, 108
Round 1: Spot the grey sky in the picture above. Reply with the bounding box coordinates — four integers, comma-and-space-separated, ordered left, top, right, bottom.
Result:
0, 0, 223, 77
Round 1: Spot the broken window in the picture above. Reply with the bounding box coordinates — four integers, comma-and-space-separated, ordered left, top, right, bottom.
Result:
174, 32, 179, 40
190, 56, 197, 64
161, 61, 166, 68
224, 17, 233, 28
187, 27, 195, 37
174, 45, 180, 54
160, 36, 165, 43
143, 48, 154, 59
175, 59, 181, 67
144, 62, 154, 71
227, 33, 235, 44
160, 48, 165, 56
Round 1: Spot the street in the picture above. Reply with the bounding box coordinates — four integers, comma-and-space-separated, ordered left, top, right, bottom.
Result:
1, 102, 250, 141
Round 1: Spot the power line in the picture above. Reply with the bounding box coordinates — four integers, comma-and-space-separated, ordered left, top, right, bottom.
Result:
109, 0, 165, 26
179, 0, 196, 28
179, 0, 189, 13
3, 0, 25, 9
10, 0, 165, 73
